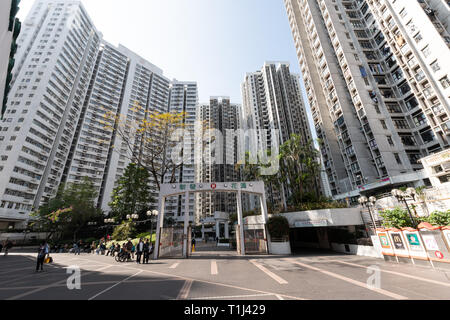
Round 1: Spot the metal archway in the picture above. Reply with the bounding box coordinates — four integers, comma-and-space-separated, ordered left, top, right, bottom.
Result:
153, 181, 269, 259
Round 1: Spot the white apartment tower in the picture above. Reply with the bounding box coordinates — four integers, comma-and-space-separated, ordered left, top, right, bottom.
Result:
164, 80, 199, 223
284, 0, 449, 201
241, 62, 317, 209
0, 0, 102, 228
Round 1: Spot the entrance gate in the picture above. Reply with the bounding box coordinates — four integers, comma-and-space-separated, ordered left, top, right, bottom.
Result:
244, 224, 268, 254
154, 182, 269, 259
159, 227, 184, 258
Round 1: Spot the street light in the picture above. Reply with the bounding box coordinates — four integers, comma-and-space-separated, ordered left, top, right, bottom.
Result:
358, 196, 378, 232
391, 189, 417, 227
147, 210, 158, 242
126, 214, 139, 220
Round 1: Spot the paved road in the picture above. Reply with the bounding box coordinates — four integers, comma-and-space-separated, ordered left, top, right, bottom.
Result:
1, 246, 450, 300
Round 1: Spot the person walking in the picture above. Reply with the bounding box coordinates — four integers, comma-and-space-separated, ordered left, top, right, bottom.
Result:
36, 242, 49, 272
0, 241, 3, 254
143, 239, 150, 264
136, 239, 144, 264
4, 240, 13, 256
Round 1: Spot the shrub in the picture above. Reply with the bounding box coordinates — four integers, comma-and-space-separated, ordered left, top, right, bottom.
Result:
267, 215, 290, 239
420, 210, 450, 227
111, 221, 135, 241
381, 207, 415, 229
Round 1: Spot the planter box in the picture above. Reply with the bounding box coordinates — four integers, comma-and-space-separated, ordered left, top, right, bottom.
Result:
269, 241, 292, 255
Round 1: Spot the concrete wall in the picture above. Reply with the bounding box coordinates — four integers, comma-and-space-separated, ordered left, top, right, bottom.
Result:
246, 208, 363, 227
268, 241, 291, 255
331, 242, 383, 259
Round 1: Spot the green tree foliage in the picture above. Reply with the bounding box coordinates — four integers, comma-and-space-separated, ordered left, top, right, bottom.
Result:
420, 210, 450, 226
381, 207, 415, 229
267, 215, 290, 239
109, 163, 153, 220
111, 220, 136, 241
31, 177, 103, 241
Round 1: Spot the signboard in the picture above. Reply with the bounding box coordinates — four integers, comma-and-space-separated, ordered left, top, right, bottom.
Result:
376, 230, 396, 260
391, 232, 406, 250
294, 220, 328, 228
422, 234, 439, 251
443, 229, 450, 250
389, 231, 411, 260
378, 233, 391, 249
403, 230, 428, 262
419, 230, 450, 265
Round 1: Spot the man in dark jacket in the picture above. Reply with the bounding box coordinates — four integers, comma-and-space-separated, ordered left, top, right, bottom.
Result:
143, 239, 150, 264
136, 239, 144, 264
126, 240, 133, 261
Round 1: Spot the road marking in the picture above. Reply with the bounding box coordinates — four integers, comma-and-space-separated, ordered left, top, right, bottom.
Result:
170, 262, 180, 269
276, 295, 285, 300
7, 265, 112, 300
192, 293, 273, 300
250, 260, 288, 285
211, 260, 218, 275
328, 259, 450, 288
88, 270, 143, 300
177, 279, 193, 300
287, 259, 407, 300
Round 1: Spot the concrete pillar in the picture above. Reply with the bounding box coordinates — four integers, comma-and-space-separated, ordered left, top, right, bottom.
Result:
201, 223, 205, 240
154, 196, 166, 260
183, 191, 190, 258
260, 193, 270, 254
215, 221, 220, 239
237, 190, 245, 255
224, 221, 229, 239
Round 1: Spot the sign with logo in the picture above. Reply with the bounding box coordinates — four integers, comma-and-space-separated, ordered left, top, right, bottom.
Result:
420, 230, 450, 263
435, 251, 444, 260
294, 220, 328, 228
379, 233, 390, 249
405, 233, 421, 251
422, 235, 439, 251
391, 232, 405, 250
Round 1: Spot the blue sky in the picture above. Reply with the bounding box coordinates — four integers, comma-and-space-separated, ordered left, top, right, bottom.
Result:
17, 0, 303, 104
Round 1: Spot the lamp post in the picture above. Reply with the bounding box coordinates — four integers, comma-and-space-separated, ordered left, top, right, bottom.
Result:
147, 210, 158, 243
358, 196, 378, 233
391, 189, 417, 228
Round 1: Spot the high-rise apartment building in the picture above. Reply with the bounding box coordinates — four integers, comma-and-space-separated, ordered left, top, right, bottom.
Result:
0, 0, 175, 228
284, 0, 449, 201
99, 45, 171, 214
1, 0, 21, 120
196, 97, 241, 219
0, 0, 102, 228
164, 80, 199, 223
241, 62, 318, 209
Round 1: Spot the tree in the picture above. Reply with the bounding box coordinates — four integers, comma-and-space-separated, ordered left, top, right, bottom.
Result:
111, 220, 136, 241
31, 177, 103, 241
100, 104, 187, 190
109, 163, 154, 220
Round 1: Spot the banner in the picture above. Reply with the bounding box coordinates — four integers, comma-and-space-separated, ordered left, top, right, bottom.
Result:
418, 223, 450, 267
388, 230, 411, 262
376, 229, 395, 260
402, 228, 429, 263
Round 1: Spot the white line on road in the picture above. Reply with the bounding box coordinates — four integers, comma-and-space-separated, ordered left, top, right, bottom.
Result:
88, 270, 143, 301
177, 279, 193, 300
287, 259, 408, 300
328, 259, 450, 288
192, 293, 273, 300
170, 262, 180, 269
7, 265, 112, 300
211, 260, 218, 275
250, 260, 288, 285
276, 295, 285, 300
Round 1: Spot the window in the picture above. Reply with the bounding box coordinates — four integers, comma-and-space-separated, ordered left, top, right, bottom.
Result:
394, 153, 402, 165
440, 76, 450, 89
380, 120, 388, 129
387, 136, 395, 146
413, 33, 423, 43
430, 60, 441, 73
422, 46, 431, 58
